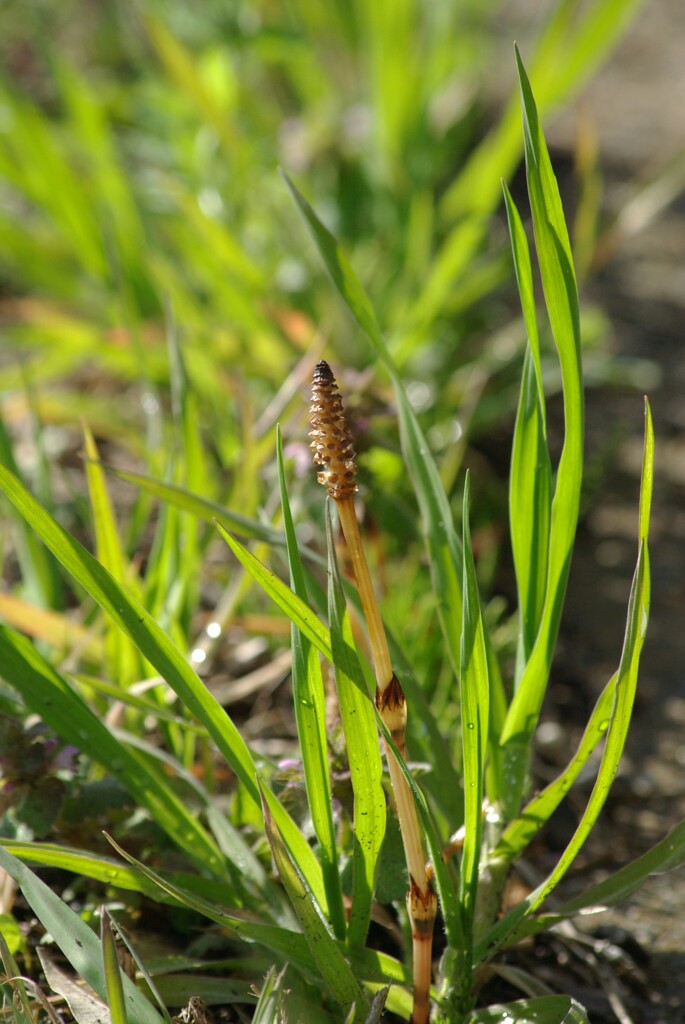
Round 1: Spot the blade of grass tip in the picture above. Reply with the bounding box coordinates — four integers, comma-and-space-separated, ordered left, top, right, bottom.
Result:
502, 181, 552, 673
0, 844, 164, 1024
325, 499, 386, 948
532, 818, 685, 930
276, 427, 346, 940
500, 48, 584, 809
258, 782, 370, 1023
459, 474, 490, 974
101, 908, 128, 1024
104, 914, 173, 1024
83, 422, 140, 686
478, 404, 653, 958
282, 170, 464, 674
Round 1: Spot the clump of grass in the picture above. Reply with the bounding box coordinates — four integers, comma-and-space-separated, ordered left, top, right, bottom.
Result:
0, 46, 683, 1024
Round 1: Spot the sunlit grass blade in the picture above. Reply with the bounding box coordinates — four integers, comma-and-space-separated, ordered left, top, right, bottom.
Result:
459, 474, 490, 966
373, 712, 462, 952
0, 844, 164, 1024
478, 402, 653, 959
325, 499, 386, 947
83, 423, 140, 685
282, 169, 464, 674
104, 463, 289, 547
529, 818, 685, 932
259, 785, 370, 1022
0, 840, 194, 906
467, 994, 589, 1023
0, 464, 258, 798
503, 182, 551, 670
277, 428, 345, 940
0, 837, 278, 921
492, 674, 617, 868
0, 624, 225, 878
101, 908, 128, 1024
500, 49, 584, 809
217, 522, 333, 660
0, 417, 61, 609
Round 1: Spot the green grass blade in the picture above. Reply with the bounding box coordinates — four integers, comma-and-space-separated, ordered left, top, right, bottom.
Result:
0, 837, 279, 922
325, 500, 386, 948
259, 785, 370, 1022
503, 183, 551, 669
478, 401, 652, 959
500, 49, 584, 806
0, 465, 260, 800
373, 713, 462, 951
0, 840, 189, 905
104, 464, 288, 547
105, 833, 323, 976
0, 624, 225, 878
492, 674, 617, 868
217, 522, 333, 660
0, 464, 327, 913
459, 474, 490, 965
276, 430, 345, 940
83, 424, 140, 685
0, 417, 61, 609
467, 994, 589, 1023
282, 170, 463, 673
531, 818, 685, 930
0, 844, 164, 1024
101, 908, 128, 1024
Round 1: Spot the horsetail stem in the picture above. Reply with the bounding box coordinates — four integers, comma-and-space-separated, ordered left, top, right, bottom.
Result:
309, 359, 436, 1024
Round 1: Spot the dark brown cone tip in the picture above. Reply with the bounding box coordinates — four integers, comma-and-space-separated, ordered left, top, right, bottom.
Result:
375, 672, 406, 712
309, 360, 358, 500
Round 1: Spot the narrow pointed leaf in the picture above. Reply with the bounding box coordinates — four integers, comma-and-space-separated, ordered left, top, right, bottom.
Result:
0, 845, 164, 1024
101, 908, 128, 1024
326, 500, 386, 947
478, 402, 652, 959
501, 49, 584, 812
460, 474, 490, 958
277, 429, 345, 939
0, 465, 326, 914
217, 521, 333, 660
503, 183, 551, 667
